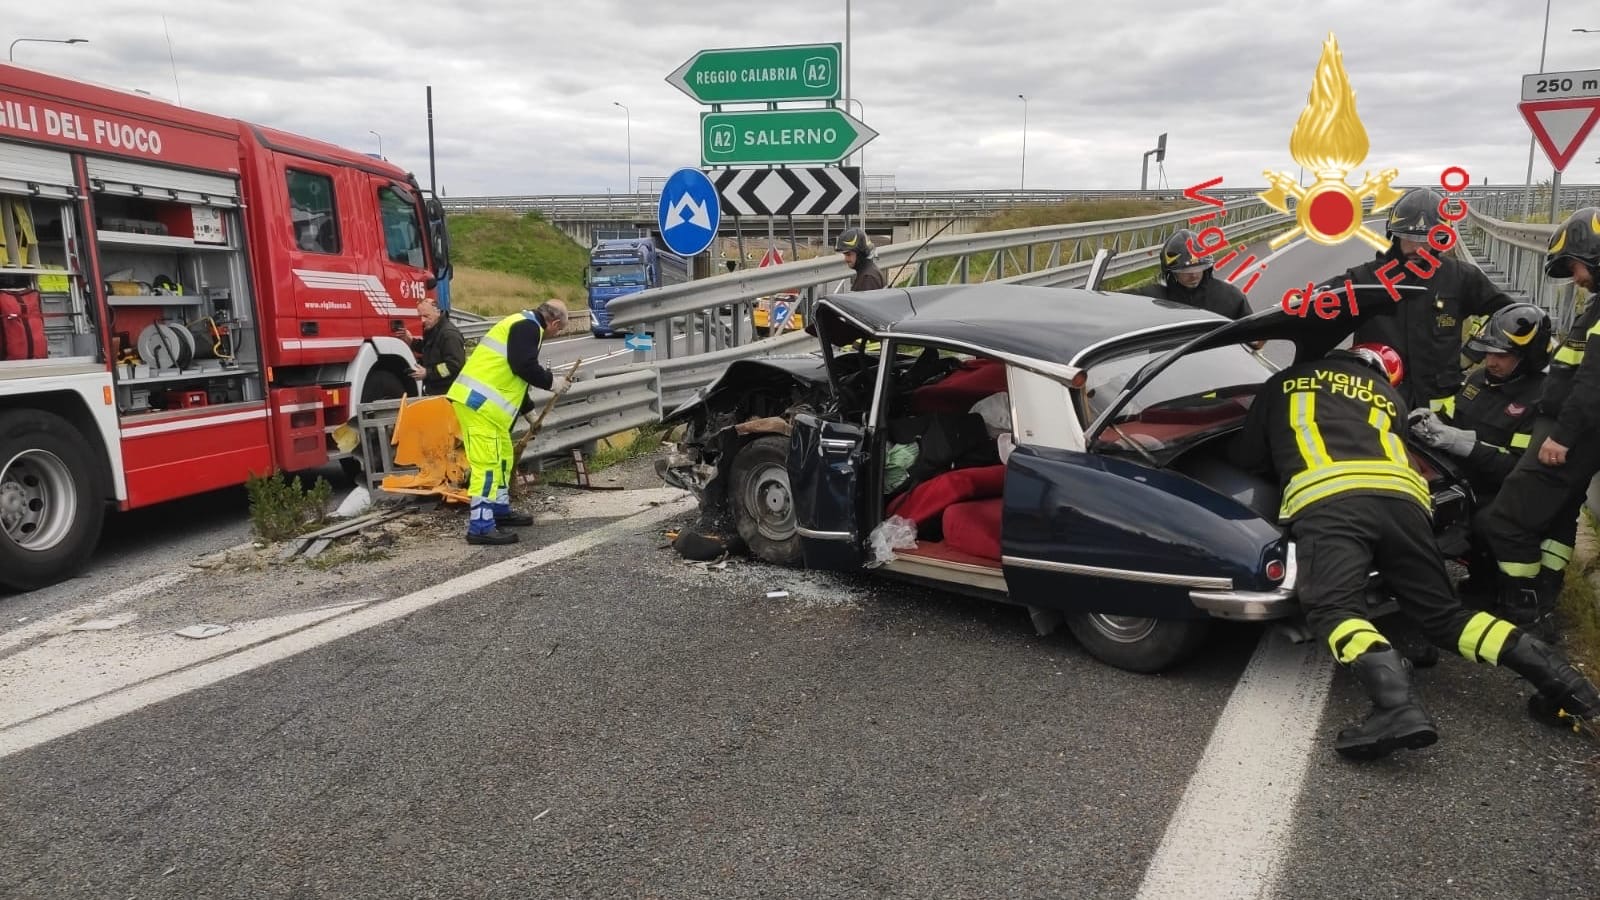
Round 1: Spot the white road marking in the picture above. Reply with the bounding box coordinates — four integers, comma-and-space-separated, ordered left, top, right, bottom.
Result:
0, 496, 696, 759
0, 572, 190, 655
0, 600, 377, 729
1134, 627, 1333, 900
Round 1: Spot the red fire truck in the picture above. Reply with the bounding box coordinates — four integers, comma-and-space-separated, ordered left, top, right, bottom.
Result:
0, 63, 452, 591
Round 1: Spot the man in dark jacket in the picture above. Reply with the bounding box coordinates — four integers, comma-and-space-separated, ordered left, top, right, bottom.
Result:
1135, 229, 1252, 320
1408, 303, 1552, 603
1478, 208, 1600, 639
836, 227, 885, 291
1324, 188, 1512, 412
397, 297, 466, 396
1228, 341, 1600, 758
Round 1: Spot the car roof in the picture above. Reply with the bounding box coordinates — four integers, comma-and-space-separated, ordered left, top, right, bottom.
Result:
814, 284, 1229, 367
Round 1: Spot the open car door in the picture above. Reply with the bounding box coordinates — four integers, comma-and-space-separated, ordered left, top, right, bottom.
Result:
788, 413, 867, 571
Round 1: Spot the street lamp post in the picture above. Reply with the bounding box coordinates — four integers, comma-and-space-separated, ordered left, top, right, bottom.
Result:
613, 102, 632, 193
369, 130, 382, 158
1017, 94, 1029, 192
8, 37, 88, 62
1523, 0, 1553, 218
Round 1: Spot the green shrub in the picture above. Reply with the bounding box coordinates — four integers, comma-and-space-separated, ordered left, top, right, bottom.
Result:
246, 472, 333, 542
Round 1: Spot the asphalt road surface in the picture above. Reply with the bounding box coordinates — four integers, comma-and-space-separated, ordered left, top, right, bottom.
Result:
3, 236, 1596, 900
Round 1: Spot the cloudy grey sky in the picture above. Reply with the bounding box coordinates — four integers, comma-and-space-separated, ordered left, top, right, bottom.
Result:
7, 1, 1600, 197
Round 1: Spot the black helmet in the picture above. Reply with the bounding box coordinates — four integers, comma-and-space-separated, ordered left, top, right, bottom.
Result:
1385, 188, 1444, 240
1544, 207, 1600, 279
1160, 229, 1213, 279
834, 227, 873, 257
1467, 302, 1552, 373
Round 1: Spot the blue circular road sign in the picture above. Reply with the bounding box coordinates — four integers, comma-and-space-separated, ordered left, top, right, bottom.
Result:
657, 167, 721, 257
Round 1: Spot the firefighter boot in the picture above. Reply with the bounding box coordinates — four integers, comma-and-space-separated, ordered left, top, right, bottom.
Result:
1334, 648, 1439, 760
494, 509, 535, 527
1498, 633, 1600, 734
1496, 580, 1558, 644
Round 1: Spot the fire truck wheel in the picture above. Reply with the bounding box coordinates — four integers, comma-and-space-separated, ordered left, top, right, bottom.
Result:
0, 409, 106, 592
340, 368, 413, 482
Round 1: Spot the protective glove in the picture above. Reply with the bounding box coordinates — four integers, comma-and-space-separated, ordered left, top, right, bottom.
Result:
1412, 416, 1477, 457
1407, 408, 1444, 443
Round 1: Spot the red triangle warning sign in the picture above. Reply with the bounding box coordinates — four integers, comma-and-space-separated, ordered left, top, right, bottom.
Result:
758, 247, 784, 268
1519, 97, 1600, 172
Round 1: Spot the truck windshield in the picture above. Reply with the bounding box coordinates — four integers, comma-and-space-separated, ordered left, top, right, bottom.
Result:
591, 264, 648, 286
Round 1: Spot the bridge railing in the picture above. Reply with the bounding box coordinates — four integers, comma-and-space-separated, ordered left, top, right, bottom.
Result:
1458, 200, 1579, 334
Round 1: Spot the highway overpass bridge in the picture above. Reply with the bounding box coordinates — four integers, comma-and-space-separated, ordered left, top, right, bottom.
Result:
439, 182, 1600, 267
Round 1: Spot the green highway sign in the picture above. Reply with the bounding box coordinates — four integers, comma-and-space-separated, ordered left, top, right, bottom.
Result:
667, 43, 842, 104
700, 108, 877, 166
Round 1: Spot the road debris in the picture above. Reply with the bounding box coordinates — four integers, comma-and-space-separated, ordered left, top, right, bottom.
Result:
765, 591, 790, 600
278, 505, 417, 561
175, 624, 231, 640
69, 613, 139, 632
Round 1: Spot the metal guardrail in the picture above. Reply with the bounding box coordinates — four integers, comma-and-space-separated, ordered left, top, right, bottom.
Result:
441, 184, 1600, 221
518, 367, 661, 462
1458, 202, 1579, 335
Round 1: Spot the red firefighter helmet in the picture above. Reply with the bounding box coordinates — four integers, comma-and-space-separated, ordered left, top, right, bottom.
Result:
1348, 342, 1404, 387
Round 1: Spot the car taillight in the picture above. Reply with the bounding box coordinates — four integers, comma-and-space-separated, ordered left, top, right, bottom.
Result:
1265, 560, 1286, 582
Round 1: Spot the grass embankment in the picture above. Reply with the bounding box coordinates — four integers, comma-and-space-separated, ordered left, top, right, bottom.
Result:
446, 211, 587, 317
1560, 511, 1600, 681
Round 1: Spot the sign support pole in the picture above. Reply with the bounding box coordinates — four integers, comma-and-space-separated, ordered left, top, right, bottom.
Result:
1549, 169, 1562, 226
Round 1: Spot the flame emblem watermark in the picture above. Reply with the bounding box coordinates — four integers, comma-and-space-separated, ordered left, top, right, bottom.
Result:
1258, 32, 1403, 252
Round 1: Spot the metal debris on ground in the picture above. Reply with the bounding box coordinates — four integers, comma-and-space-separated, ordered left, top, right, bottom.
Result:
277, 505, 419, 561
175, 624, 231, 640
765, 591, 790, 599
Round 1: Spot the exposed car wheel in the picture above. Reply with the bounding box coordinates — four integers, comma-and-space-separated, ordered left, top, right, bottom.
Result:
340, 368, 412, 481
0, 409, 106, 592
730, 435, 802, 566
1064, 612, 1210, 674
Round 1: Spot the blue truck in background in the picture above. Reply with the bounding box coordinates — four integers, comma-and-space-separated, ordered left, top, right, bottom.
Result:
585, 236, 690, 337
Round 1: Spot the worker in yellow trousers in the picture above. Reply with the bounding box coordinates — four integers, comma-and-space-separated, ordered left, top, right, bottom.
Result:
446, 300, 570, 545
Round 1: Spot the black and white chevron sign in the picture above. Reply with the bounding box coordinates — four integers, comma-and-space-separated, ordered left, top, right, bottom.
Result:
711, 166, 861, 217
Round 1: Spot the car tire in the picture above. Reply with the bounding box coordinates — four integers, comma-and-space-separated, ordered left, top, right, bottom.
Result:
730, 435, 802, 566
340, 368, 412, 482
0, 409, 106, 592
1064, 612, 1210, 674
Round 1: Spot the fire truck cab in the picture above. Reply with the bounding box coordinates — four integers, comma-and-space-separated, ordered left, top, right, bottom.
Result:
0, 63, 451, 592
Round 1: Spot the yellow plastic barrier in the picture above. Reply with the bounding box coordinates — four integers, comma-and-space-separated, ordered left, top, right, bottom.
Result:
379, 395, 470, 504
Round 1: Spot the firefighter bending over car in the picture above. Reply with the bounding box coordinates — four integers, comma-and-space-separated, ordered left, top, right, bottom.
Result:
446, 300, 570, 546
1229, 341, 1600, 759
1477, 208, 1600, 640
1407, 303, 1552, 607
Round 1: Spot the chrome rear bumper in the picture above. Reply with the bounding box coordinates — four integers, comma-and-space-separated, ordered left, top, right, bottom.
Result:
1188, 542, 1300, 622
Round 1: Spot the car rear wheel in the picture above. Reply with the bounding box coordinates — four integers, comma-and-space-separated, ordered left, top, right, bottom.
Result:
730, 435, 802, 565
1064, 612, 1210, 674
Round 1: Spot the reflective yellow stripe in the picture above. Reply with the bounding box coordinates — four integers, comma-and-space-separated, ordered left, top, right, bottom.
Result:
1290, 392, 1330, 469
1329, 618, 1386, 664
1589, 319, 1600, 338
1541, 539, 1574, 572
1554, 343, 1584, 365
1459, 612, 1519, 665
1281, 460, 1431, 518
1497, 559, 1543, 578
1511, 432, 1531, 449
1370, 407, 1411, 469
434, 362, 451, 377
1435, 395, 1456, 417
1458, 612, 1493, 662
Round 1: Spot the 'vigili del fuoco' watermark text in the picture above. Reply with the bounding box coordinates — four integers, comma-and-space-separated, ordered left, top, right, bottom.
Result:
1172, 32, 1473, 320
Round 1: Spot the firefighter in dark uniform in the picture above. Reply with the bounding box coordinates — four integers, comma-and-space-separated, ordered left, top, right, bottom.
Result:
1230, 342, 1600, 758
1478, 208, 1600, 640
1408, 303, 1553, 601
1135, 229, 1252, 320
1325, 187, 1513, 412
835, 227, 886, 292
